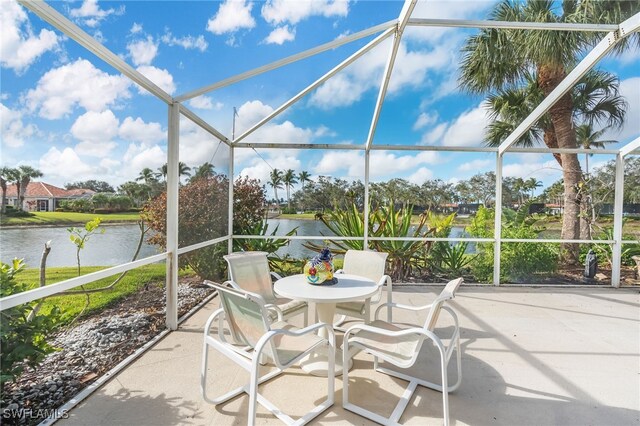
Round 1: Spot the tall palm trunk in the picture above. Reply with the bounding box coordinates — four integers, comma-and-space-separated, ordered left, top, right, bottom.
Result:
0, 178, 6, 214
539, 65, 583, 264
15, 181, 22, 211
286, 184, 291, 209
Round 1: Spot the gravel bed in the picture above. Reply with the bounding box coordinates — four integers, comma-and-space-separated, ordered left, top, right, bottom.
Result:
1, 280, 215, 425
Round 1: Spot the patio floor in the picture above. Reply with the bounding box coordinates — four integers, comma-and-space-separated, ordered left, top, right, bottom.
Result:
60, 285, 640, 426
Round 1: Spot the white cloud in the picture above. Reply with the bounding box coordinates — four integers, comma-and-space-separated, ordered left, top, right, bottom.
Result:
207, 0, 256, 35
264, 26, 295, 45
188, 96, 223, 110
122, 143, 166, 177
310, 39, 451, 109
25, 59, 131, 119
422, 105, 489, 147
130, 23, 143, 34
69, 0, 124, 27
161, 31, 208, 51
502, 159, 562, 186
604, 77, 640, 144
261, 0, 349, 25
0, 0, 60, 73
119, 116, 165, 146
457, 158, 492, 172
127, 36, 158, 66
413, 112, 438, 130
314, 150, 439, 181
235, 100, 315, 144
0, 103, 37, 148
135, 65, 176, 95
239, 155, 301, 186
71, 109, 119, 146
407, 167, 434, 184
38, 147, 94, 180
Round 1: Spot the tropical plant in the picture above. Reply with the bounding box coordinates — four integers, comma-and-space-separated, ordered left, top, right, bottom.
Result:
298, 171, 312, 191
137, 167, 158, 185
282, 169, 298, 210
234, 220, 298, 273
459, 0, 636, 263
0, 167, 10, 214
268, 168, 283, 205
7, 165, 43, 211
191, 162, 216, 181
156, 162, 191, 182
467, 203, 557, 283
586, 226, 640, 268
431, 242, 475, 277
1, 259, 60, 385
304, 203, 439, 280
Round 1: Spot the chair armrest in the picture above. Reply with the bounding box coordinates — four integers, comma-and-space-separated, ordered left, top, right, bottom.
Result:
374, 301, 434, 320
371, 275, 392, 305
255, 322, 336, 368
270, 271, 283, 281
264, 303, 284, 322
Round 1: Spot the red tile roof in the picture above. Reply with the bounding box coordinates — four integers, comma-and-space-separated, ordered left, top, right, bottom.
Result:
5, 182, 94, 198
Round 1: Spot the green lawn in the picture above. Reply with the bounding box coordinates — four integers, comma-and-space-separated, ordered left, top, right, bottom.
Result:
1, 211, 141, 226
17, 264, 194, 325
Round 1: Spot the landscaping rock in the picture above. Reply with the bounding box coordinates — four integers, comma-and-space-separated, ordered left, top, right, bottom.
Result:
1, 280, 215, 425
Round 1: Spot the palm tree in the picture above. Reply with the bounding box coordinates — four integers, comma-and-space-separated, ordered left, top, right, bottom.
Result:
298, 171, 312, 191
0, 167, 12, 214
282, 169, 298, 210
156, 162, 191, 182
525, 178, 542, 199
460, 0, 634, 264
191, 162, 215, 181
268, 169, 283, 207
576, 124, 617, 176
10, 166, 43, 211
136, 167, 157, 185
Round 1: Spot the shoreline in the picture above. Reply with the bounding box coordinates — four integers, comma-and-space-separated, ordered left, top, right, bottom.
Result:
0, 220, 137, 230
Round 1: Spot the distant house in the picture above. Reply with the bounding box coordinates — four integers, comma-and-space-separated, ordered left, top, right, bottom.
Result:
4, 182, 94, 212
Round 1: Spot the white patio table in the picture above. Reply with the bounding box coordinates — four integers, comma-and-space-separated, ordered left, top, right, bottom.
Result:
274, 273, 378, 377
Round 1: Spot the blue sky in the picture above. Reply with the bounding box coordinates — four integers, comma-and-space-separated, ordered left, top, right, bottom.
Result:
1, 0, 638, 192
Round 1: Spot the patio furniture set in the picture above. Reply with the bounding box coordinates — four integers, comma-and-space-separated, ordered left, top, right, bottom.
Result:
203, 250, 463, 426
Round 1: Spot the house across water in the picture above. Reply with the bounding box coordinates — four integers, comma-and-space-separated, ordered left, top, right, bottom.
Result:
4, 182, 94, 212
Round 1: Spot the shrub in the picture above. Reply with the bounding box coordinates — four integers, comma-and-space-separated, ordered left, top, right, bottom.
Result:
143, 174, 266, 280
0, 259, 61, 384
467, 204, 557, 283
70, 198, 93, 212
93, 208, 113, 214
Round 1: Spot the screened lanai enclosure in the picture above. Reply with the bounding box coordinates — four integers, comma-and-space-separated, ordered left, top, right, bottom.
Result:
1, 0, 640, 423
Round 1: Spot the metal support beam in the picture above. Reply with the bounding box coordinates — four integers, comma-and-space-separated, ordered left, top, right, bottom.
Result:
498, 31, 619, 154
619, 136, 640, 157
234, 27, 395, 145
234, 142, 365, 150
611, 154, 625, 287
180, 106, 231, 145
166, 103, 180, 330
363, 150, 370, 249
175, 20, 396, 102
364, 0, 417, 151
18, 0, 173, 104
407, 18, 618, 32
228, 146, 234, 255
493, 153, 503, 286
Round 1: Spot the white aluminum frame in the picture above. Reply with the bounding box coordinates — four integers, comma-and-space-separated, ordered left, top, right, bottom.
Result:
3, 1, 639, 325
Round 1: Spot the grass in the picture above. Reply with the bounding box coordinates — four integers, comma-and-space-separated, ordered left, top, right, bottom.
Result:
1, 211, 141, 226
17, 264, 195, 325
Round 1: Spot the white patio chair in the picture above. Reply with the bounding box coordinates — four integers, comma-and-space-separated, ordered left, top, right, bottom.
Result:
333, 250, 392, 330
201, 282, 335, 426
342, 277, 464, 426
224, 251, 309, 326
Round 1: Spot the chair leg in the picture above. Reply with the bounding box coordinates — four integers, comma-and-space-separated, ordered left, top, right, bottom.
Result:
248, 357, 260, 426
200, 340, 211, 403
303, 308, 309, 327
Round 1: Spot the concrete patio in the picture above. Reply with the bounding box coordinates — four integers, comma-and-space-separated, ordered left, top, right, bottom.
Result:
61, 286, 639, 426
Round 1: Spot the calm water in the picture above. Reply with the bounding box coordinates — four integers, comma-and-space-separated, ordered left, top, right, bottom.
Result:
0, 220, 469, 267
